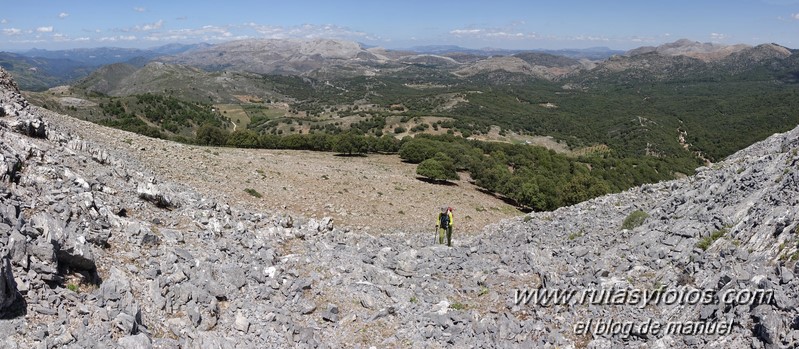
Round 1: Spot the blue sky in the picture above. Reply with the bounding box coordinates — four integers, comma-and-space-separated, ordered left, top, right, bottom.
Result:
1, 0, 798, 51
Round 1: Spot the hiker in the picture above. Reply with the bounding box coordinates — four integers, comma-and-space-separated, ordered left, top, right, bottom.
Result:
436, 206, 454, 247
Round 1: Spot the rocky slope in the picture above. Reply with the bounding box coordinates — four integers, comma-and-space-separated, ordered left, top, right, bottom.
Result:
1, 66, 798, 348
574, 40, 796, 85
626, 39, 751, 61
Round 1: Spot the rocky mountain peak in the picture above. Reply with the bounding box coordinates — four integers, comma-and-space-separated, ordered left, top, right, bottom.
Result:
0, 68, 19, 93
743, 43, 792, 60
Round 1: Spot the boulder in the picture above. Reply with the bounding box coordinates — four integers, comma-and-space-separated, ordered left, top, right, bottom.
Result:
136, 181, 179, 209
321, 304, 339, 322
118, 333, 152, 349
234, 311, 250, 333
55, 232, 96, 270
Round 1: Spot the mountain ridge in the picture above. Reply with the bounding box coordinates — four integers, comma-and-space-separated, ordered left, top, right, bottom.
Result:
3, 38, 797, 91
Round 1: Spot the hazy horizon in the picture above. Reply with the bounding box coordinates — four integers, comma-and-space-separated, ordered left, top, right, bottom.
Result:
2, 0, 799, 51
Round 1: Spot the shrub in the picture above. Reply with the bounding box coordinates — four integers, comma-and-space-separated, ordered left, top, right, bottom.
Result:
696, 228, 727, 251
568, 231, 584, 240
244, 188, 262, 198
621, 210, 649, 230
450, 302, 466, 310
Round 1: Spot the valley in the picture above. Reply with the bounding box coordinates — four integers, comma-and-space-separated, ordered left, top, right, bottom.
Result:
16, 38, 799, 214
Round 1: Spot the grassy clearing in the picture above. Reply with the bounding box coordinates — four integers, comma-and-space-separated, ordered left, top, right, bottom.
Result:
215, 104, 251, 130
243, 104, 287, 119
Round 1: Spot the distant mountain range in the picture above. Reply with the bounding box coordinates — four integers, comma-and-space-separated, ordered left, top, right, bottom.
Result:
21, 43, 205, 66
2, 38, 797, 91
0, 43, 206, 90
407, 45, 624, 60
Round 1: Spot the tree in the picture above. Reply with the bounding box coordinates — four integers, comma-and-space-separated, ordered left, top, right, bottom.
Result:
333, 132, 367, 155
376, 135, 400, 153
195, 123, 228, 146
562, 174, 611, 206
398, 138, 438, 163
417, 153, 459, 181
226, 130, 260, 148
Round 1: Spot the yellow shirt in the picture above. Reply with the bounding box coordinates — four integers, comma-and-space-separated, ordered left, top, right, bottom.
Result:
436, 211, 454, 228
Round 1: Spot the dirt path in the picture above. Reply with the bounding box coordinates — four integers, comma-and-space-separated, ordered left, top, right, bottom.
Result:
678, 127, 712, 166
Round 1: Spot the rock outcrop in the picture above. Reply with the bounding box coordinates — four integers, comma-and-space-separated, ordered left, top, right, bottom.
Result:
1, 66, 798, 348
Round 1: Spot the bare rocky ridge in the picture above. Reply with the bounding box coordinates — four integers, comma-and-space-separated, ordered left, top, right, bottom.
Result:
626, 39, 752, 61
158, 38, 594, 81
160, 38, 391, 76
1, 66, 799, 348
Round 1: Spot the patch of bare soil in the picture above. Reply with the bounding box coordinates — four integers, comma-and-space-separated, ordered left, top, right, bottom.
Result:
44, 110, 522, 235
470, 125, 572, 154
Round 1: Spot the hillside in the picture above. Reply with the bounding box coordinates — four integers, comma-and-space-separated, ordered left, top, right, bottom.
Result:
0, 52, 92, 91
54, 39, 799, 162
18, 38, 798, 217
2, 62, 799, 349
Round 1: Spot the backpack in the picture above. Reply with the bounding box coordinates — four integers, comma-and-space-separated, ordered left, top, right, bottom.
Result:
439, 212, 450, 228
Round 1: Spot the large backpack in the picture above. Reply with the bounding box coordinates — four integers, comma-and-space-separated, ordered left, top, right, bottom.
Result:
439, 212, 450, 229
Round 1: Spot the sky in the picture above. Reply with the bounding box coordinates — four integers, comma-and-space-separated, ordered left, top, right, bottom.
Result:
1, 0, 798, 51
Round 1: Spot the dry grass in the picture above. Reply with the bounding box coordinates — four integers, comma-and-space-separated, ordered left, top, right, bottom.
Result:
45, 110, 522, 234
215, 104, 251, 130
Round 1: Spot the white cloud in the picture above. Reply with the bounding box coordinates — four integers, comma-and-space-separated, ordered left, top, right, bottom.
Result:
450, 29, 483, 35
792, 13, 799, 19
245, 23, 373, 41
2, 28, 22, 36
135, 19, 164, 31
572, 35, 610, 42
36, 26, 54, 33
710, 32, 728, 41
1, 18, 7, 24
449, 27, 537, 41
142, 24, 240, 42
8, 38, 46, 44
58, 12, 69, 19
486, 31, 526, 38
99, 35, 137, 42
134, 7, 146, 12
